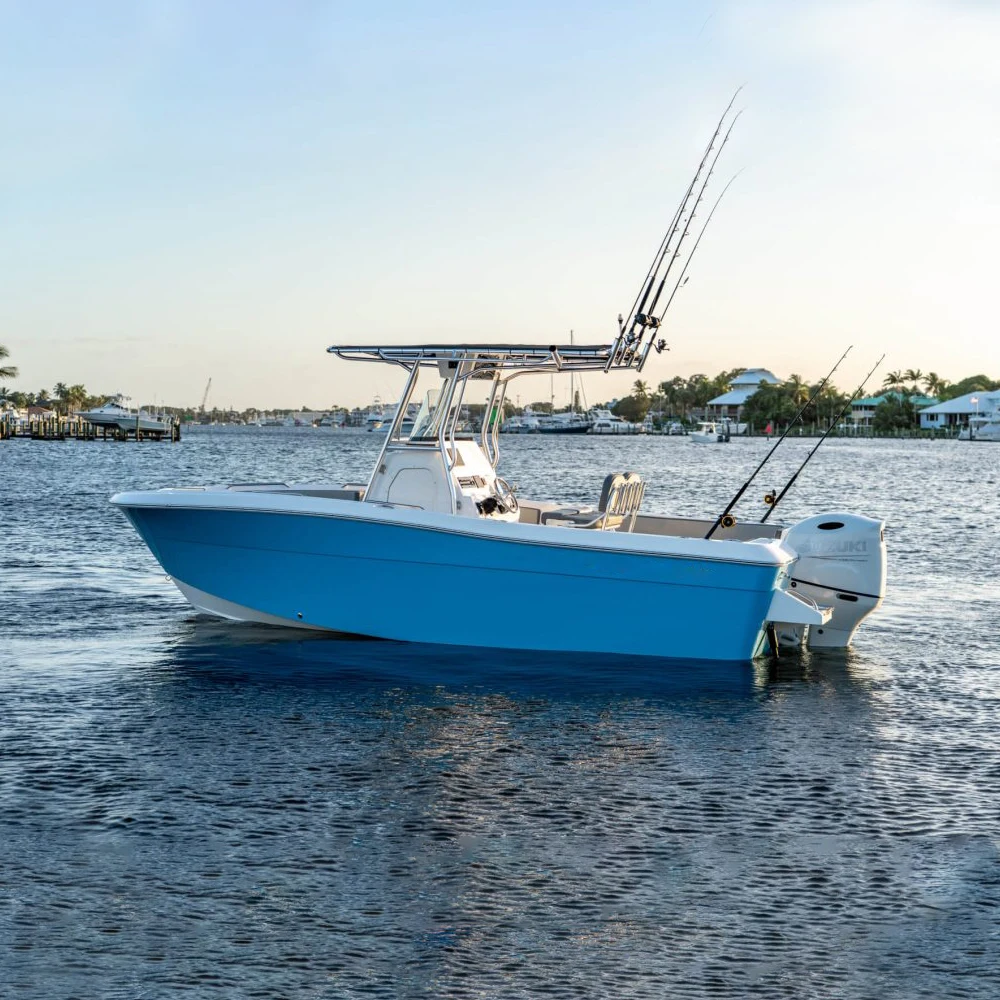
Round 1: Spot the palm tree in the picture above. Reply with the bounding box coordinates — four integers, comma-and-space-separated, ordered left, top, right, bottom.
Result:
0, 344, 17, 380
903, 368, 924, 386
658, 376, 685, 418
68, 384, 88, 412
882, 370, 904, 391
923, 372, 946, 398
784, 374, 809, 406
53, 382, 69, 415
632, 380, 649, 400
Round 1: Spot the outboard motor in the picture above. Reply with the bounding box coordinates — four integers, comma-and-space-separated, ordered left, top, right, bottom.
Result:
779, 513, 886, 648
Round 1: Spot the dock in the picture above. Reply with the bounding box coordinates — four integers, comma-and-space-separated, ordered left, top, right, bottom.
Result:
0, 415, 181, 442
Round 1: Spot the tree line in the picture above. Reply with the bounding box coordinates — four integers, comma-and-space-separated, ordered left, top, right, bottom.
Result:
3, 343, 996, 430
0, 381, 112, 414
608, 367, 999, 431
605, 370, 846, 427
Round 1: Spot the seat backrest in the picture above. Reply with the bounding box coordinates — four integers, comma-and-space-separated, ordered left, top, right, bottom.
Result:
597, 471, 645, 532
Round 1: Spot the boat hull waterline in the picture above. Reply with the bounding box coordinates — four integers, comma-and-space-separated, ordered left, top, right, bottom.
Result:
113, 492, 804, 662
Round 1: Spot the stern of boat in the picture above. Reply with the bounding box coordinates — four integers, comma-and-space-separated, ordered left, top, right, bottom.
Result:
773, 512, 887, 649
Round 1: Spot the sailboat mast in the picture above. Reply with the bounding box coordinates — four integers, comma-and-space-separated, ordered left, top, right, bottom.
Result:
570, 329, 574, 413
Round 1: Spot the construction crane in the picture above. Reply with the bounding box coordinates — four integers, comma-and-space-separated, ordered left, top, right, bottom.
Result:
200, 378, 212, 415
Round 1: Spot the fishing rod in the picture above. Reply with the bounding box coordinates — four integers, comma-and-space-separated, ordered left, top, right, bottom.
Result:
655, 169, 743, 324
643, 114, 742, 326
621, 187, 694, 342
637, 169, 743, 371
615, 89, 741, 366
619, 109, 742, 370
761, 354, 885, 522
704, 346, 853, 540
623, 90, 740, 335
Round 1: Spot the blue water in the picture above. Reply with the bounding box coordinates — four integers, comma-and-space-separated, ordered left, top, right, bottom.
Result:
2, 429, 999, 998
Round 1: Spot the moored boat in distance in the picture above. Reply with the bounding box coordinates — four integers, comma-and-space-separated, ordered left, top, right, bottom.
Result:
588, 409, 644, 434
958, 396, 1000, 441
690, 419, 732, 443
959, 415, 1000, 441
537, 411, 592, 434
501, 407, 542, 433
77, 394, 172, 434
364, 397, 387, 431
369, 403, 416, 436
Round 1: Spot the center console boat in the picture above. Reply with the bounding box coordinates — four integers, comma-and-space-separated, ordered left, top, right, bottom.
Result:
113, 342, 885, 662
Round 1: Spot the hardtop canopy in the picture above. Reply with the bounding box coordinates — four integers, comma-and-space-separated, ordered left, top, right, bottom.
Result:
327, 342, 637, 377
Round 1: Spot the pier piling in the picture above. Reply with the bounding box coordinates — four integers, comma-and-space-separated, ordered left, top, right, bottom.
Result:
0, 414, 181, 443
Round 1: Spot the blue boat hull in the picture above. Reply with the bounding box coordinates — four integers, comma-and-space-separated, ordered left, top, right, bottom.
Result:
120, 505, 783, 662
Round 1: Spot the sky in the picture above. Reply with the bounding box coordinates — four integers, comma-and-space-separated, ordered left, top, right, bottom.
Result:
1, 0, 998, 410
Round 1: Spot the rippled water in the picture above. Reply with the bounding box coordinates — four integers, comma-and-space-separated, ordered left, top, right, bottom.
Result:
2, 429, 999, 998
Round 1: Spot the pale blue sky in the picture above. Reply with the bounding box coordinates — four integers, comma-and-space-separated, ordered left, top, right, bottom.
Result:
2, 0, 998, 409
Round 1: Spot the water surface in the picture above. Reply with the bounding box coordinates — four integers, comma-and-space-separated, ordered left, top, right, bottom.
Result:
2, 430, 998, 997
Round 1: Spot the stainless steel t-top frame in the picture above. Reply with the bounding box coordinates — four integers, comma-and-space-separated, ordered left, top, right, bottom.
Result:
329, 343, 627, 504
328, 342, 628, 373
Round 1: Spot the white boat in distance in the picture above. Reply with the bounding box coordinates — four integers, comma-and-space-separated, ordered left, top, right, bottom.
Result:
960, 417, 1000, 441
959, 400, 1000, 441
364, 397, 388, 431
77, 395, 172, 434
588, 409, 644, 434
111, 101, 887, 663
368, 402, 416, 436
690, 419, 732, 444
537, 411, 592, 434
501, 407, 542, 433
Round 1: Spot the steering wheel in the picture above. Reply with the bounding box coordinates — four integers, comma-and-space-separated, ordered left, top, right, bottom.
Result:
493, 477, 519, 515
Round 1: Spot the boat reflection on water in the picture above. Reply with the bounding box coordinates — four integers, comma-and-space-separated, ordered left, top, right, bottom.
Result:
753, 643, 888, 696
151, 615, 881, 708
155, 617, 768, 700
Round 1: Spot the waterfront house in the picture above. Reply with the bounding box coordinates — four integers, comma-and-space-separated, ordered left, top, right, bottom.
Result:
917, 390, 1000, 431
849, 391, 937, 429
705, 368, 781, 423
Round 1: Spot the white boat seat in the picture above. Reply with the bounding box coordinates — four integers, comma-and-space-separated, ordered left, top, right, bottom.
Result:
540, 472, 645, 532
595, 471, 645, 531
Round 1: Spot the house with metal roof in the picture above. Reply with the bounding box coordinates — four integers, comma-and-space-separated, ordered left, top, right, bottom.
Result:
917, 390, 1000, 430
849, 391, 937, 428
706, 368, 781, 422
